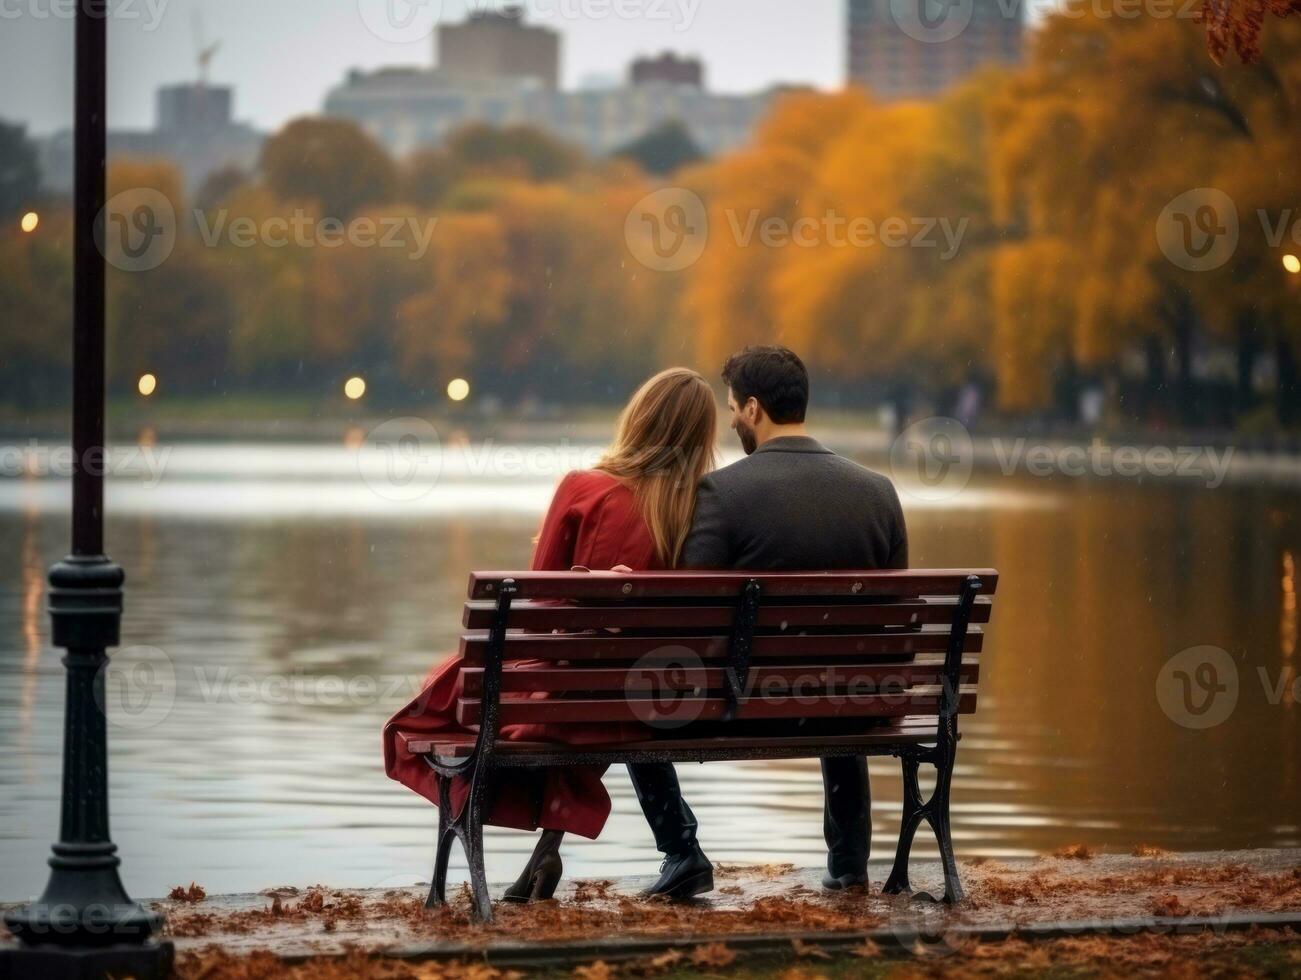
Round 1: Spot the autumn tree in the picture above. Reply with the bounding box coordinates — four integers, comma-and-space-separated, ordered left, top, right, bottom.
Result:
0, 119, 40, 220
444, 124, 585, 183
260, 117, 398, 220
990, 13, 1300, 422
0, 205, 71, 405
614, 121, 704, 176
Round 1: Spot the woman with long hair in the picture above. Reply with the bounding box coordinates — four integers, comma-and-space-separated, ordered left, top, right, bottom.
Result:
383, 368, 717, 902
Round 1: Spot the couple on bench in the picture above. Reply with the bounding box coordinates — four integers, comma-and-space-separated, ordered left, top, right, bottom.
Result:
384, 345, 909, 904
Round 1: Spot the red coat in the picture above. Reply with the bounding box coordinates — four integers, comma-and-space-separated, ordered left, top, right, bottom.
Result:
382, 469, 663, 839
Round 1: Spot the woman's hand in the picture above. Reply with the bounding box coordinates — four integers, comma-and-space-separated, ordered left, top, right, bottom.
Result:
610, 564, 633, 574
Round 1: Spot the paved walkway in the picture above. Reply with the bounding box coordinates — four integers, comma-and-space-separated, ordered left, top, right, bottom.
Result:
7, 848, 1293, 968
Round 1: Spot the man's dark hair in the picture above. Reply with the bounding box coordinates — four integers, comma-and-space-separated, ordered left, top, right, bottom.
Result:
721, 346, 809, 424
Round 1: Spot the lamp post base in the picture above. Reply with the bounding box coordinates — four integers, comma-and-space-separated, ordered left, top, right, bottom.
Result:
0, 940, 174, 980
2, 842, 167, 972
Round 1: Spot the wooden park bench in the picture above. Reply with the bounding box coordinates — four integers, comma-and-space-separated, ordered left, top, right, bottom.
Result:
401, 568, 998, 921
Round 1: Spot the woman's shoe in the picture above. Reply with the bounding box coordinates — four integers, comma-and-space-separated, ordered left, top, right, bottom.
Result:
503, 830, 564, 902
502, 851, 563, 902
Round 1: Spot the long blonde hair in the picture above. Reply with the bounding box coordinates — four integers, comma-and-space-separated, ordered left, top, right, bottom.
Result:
596, 368, 717, 568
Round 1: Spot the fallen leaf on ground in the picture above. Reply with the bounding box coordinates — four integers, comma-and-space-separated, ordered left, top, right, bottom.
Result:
849, 939, 881, 958
778, 970, 828, 980
691, 942, 736, 969
169, 882, 206, 903
628, 949, 683, 975
790, 939, 831, 959
573, 961, 614, 980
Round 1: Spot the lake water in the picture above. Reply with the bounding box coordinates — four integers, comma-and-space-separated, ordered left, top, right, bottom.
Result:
1, 435, 1298, 901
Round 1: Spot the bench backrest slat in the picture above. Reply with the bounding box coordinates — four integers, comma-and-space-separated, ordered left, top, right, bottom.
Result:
456, 686, 979, 727
462, 596, 993, 631
459, 627, 983, 664
459, 656, 981, 697
459, 568, 995, 736
469, 569, 998, 601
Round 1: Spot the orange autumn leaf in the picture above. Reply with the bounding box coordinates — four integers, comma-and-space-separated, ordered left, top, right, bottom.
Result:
790, 939, 832, 960
573, 961, 615, 980
690, 942, 737, 970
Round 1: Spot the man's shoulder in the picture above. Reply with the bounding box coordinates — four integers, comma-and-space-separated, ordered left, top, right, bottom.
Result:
826, 453, 898, 491
702, 447, 898, 495
698, 452, 777, 496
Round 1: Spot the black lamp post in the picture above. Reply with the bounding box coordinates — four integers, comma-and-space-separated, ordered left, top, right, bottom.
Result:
1, 3, 173, 977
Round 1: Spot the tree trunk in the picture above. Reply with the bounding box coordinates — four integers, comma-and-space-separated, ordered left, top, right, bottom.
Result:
1170, 294, 1195, 426
1143, 334, 1167, 425
1279, 338, 1300, 429
1236, 311, 1258, 418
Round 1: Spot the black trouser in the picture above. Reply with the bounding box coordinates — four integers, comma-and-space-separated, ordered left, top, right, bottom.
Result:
822, 755, 871, 877
627, 757, 871, 874
625, 762, 699, 856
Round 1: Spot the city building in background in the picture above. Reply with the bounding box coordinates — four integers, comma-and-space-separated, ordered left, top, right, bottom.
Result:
437, 7, 560, 91
630, 52, 705, 89
847, 0, 1023, 99
325, 12, 781, 158
39, 81, 263, 195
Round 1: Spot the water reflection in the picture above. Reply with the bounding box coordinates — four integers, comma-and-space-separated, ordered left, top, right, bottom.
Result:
17, 501, 42, 776
0, 441, 1298, 900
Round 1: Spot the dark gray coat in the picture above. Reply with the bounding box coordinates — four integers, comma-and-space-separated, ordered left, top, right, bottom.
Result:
681, 436, 908, 571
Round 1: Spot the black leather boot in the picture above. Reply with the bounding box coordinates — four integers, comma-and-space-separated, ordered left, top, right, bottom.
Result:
503, 829, 564, 902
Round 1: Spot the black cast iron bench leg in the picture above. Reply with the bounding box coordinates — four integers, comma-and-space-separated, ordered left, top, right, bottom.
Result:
463, 766, 493, 922
423, 769, 495, 922
426, 775, 457, 910
883, 745, 964, 904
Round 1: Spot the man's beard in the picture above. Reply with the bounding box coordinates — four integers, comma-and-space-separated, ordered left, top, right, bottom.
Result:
736, 420, 758, 456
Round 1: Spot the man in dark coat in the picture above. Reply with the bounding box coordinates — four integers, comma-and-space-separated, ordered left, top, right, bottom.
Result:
628, 345, 909, 899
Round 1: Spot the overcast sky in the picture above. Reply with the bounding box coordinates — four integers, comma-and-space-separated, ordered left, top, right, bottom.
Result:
0, 0, 852, 136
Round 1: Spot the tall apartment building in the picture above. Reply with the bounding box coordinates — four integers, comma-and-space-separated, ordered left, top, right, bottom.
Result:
437, 6, 560, 90
39, 83, 262, 195
847, 0, 1022, 99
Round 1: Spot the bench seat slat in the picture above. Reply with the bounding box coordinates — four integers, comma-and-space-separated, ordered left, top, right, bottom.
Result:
459, 627, 982, 663
456, 686, 976, 726
405, 722, 944, 759
462, 597, 994, 631
469, 569, 998, 601
459, 657, 980, 696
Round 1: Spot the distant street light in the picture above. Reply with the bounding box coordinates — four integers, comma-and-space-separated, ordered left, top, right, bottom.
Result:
20, 211, 39, 233
447, 378, 470, 402
137, 373, 157, 397
1284, 254, 1301, 275
344, 376, 367, 400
